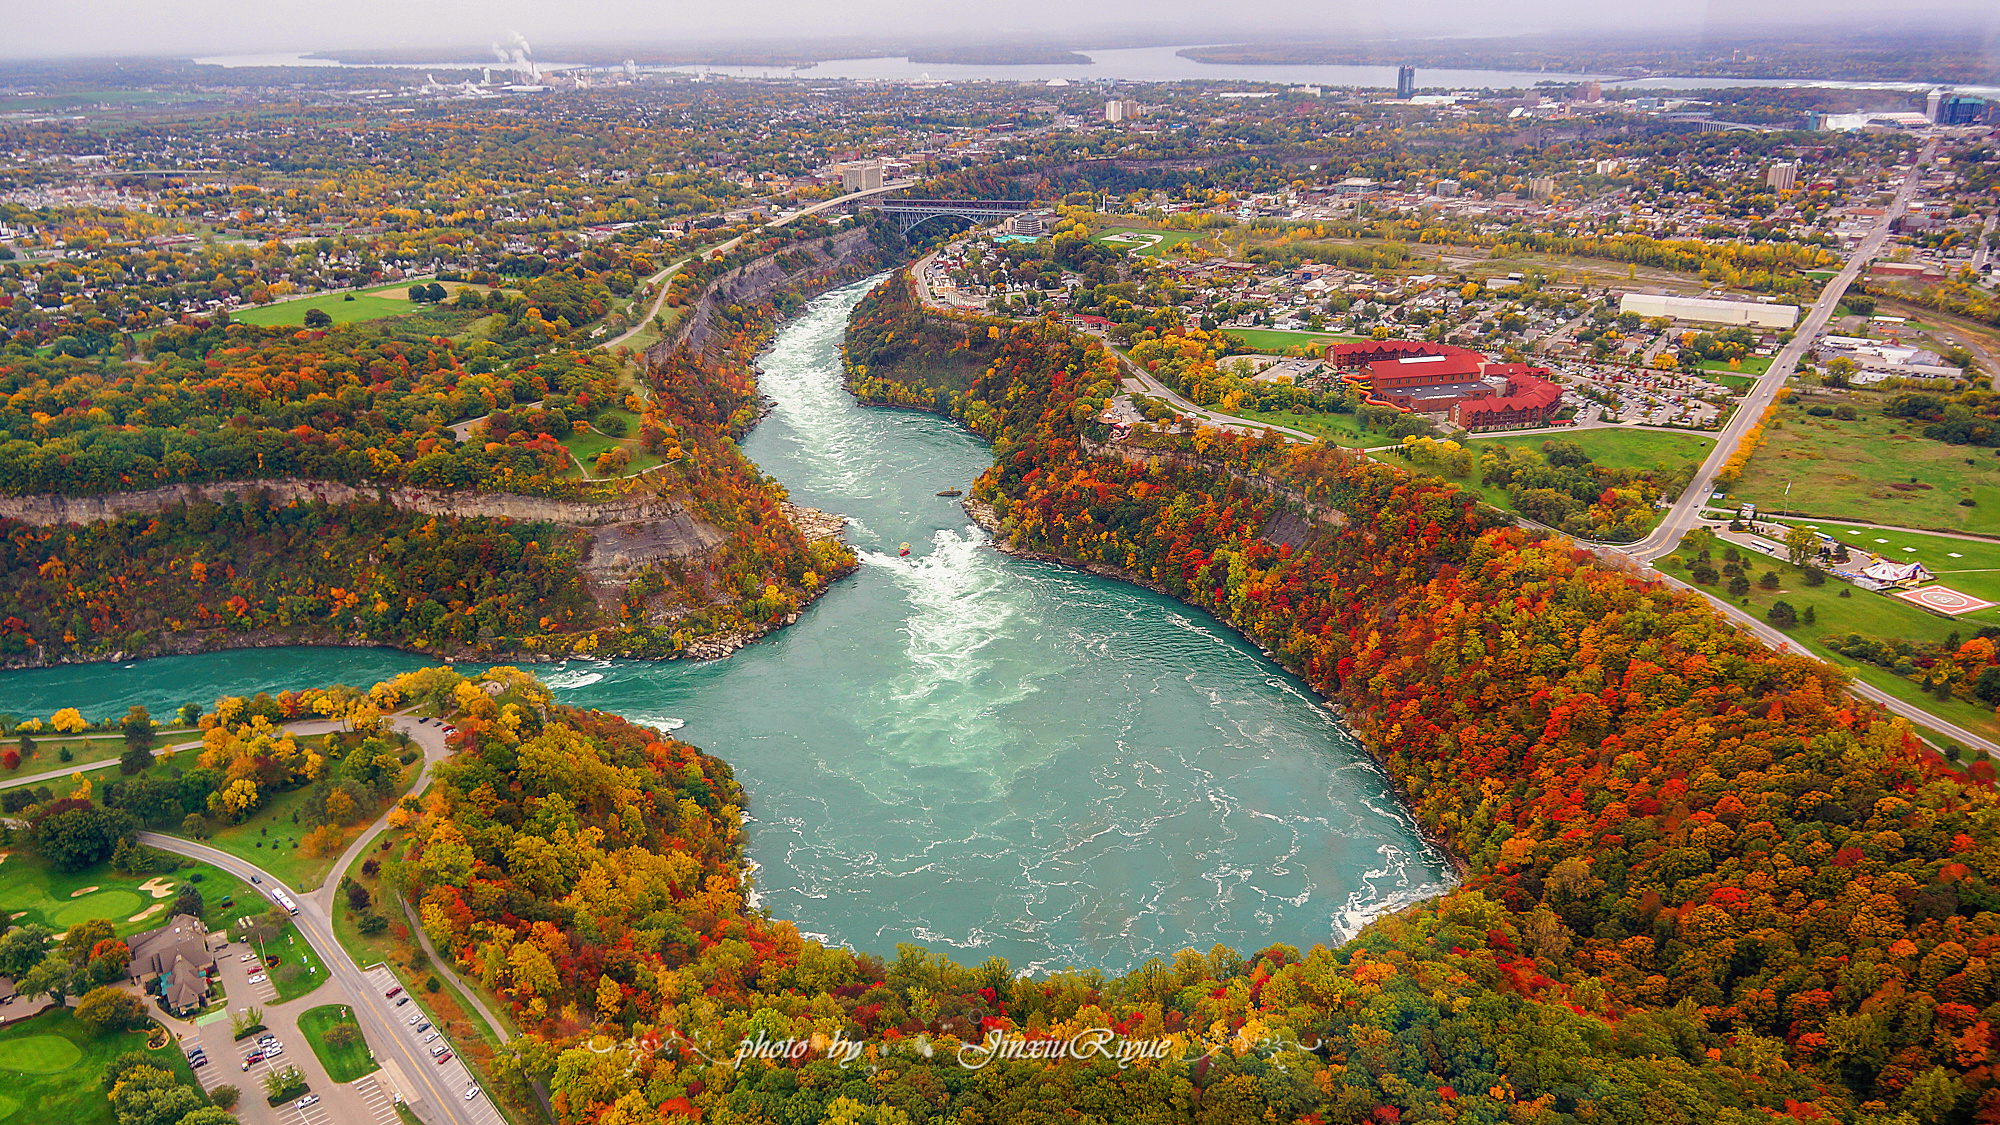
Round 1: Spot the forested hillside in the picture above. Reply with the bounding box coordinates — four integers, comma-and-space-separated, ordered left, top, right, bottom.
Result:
0, 230, 885, 666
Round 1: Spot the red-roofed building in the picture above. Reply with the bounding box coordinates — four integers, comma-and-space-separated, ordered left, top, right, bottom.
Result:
1317, 339, 1564, 427
1453, 366, 1562, 430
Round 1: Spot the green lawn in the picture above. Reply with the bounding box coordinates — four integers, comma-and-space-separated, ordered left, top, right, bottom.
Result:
253, 922, 329, 1003
1477, 427, 1714, 474
1699, 356, 1773, 377
233, 291, 414, 328
1656, 542, 2000, 742
0, 732, 195, 778
1089, 227, 1214, 257
0, 849, 264, 939
1704, 372, 1758, 394
171, 733, 417, 893
1383, 427, 1713, 538
1729, 395, 2000, 534
1234, 407, 1378, 445
0, 1007, 203, 1125
329, 845, 403, 973
1222, 328, 1365, 354
1768, 519, 2000, 604
297, 1005, 378, 1083
559, 411, 666, 479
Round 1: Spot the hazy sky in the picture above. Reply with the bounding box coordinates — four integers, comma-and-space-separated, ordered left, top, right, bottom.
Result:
3, 0, 1997, 60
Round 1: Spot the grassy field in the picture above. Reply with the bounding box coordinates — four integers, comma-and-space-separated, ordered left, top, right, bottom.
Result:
0, 849, 265, 938
1656, 540, 2000, 741
559, 410, 667, 479
257, 922, 329, 1003
1698, 356, 1773, 377
1382, 426, 1714, 533
1730, 395, 2000, 534
0, 731, 196, 777
233, 288, 415, 328
1222, 328, 1365, 353
1234, 407, 1377, 445
297, 1005, 378, 1083
1090, 227, 1214, 257
1770, 519, 2000, 603
191, 746, 416, 893
0, 1007, 203, 1125
1478, 427, 1715, 473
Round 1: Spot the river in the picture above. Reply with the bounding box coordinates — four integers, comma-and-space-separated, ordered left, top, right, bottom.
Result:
191, 46, 1978, 95
0, 276, 1450, 973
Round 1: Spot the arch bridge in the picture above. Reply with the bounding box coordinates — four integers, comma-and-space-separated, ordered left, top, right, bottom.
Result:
872, 198, 1037, 234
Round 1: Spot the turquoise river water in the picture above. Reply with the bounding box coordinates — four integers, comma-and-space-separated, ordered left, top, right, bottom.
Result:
0, 277, 1449, 973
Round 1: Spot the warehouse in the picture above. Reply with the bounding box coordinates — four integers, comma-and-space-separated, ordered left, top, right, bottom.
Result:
1619, 292, 1799, 329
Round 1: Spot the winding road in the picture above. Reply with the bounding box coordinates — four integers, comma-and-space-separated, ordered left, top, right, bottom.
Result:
140, 715, 498, 1125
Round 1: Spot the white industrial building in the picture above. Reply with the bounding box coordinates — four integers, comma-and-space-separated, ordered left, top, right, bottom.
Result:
1619, 292, 1799, 329
839, 161, 883, 192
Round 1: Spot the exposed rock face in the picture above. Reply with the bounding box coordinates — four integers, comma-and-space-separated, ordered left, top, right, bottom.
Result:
648, 226, 885, 364
583, 511, 731, 576
0, 478, 703, 529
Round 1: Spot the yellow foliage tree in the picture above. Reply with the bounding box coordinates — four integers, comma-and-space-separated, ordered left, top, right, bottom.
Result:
49, 708, 86, 734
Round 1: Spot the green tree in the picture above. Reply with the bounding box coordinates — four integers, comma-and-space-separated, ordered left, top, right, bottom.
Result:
32, 805, 135, 871
17, 953, 75, 1004
0, 925, 53, 977
121, 706, 154, 752
208, 1085, 240, 1110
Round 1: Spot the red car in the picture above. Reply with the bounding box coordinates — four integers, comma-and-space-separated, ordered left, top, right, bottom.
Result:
435, 1051, 453, 1065
385, 985, 403, 998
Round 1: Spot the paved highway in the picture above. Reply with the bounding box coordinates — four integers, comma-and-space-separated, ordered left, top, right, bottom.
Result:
1627, 140, 1935, 561
141, 715, 492, 1125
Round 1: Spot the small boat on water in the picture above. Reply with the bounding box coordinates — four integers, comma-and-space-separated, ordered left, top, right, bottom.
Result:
899, 543, 911, 557
936, 488, 962, 497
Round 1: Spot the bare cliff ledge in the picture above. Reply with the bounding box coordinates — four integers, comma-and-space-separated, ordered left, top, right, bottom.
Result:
0, 478, 730, 581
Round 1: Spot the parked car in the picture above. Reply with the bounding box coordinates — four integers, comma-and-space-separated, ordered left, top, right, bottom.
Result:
408, 1012, 422, 1025
239, 953, 258, 963
385, 985, 403, 998
263, 1044, 284, 1059
395, 996, 412, 1007
189, 1057, 209, 1070
257, 1034, 276, 1046
435, 1051, 453, 1065
415, 1021, 431, 1033
241, 1052, 263, 1069
465, 1086, 481, 1100
246, 974, 267, 985
422, 1031, 439, 1044
429, 1043, 448, 1057
295, 1095, 319, 1108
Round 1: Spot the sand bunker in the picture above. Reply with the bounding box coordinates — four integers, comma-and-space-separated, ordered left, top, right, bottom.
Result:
127, 903, 166, 924
68, 886, 99, 897
137, 878, 177, 899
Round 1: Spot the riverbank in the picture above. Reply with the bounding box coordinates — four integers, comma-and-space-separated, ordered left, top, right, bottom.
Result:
960, 493, 1471, 886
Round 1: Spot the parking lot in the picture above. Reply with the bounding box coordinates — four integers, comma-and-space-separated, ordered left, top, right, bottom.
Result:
363, 964, 506, 1125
